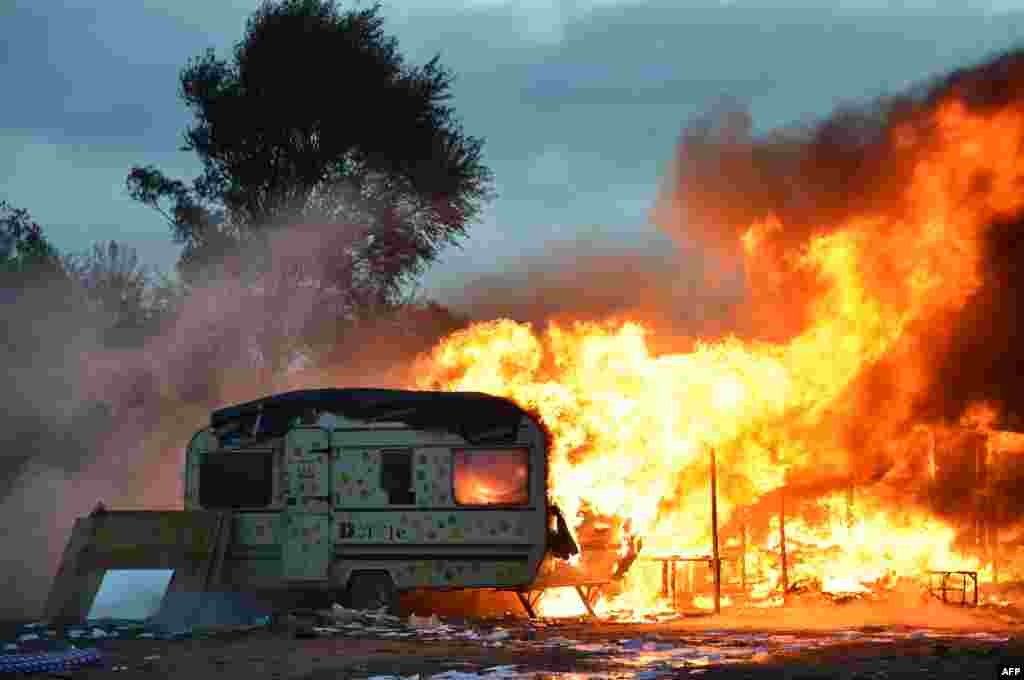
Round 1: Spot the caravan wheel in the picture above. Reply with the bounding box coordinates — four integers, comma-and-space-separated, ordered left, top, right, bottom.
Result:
347, 572, 400, 615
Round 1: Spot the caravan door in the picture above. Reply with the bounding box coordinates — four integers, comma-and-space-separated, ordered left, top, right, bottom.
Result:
282, 427, 331, 581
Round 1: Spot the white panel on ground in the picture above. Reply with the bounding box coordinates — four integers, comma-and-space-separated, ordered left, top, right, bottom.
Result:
87, 569, 175, 620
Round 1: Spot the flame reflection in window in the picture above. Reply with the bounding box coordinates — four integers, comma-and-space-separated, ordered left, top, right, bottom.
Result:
453, 449, 529, 506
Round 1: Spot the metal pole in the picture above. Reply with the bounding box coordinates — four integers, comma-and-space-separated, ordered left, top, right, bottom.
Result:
780, 485, 788, 603
710, 446, 721, 614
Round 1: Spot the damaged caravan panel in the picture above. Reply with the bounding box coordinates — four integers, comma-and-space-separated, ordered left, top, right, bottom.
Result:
48, 389, 623, 621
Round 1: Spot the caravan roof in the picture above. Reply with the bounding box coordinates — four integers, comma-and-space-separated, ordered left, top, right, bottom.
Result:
210, 388, 538, 444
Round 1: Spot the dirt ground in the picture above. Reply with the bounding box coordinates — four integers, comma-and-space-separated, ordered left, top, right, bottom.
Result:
8, 592, 1024, 679
35, 627, 1020, 680
19, 617, 1021, 680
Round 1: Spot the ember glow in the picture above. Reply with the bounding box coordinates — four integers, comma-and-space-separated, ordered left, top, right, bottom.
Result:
413, 53, 1024, 616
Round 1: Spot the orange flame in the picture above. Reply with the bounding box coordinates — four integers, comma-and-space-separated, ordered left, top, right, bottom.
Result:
413, 77, 1024, 616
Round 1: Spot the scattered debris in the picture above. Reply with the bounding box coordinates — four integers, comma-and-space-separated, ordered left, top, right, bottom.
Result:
0, 605, 1017, 678
0, 647, 102, 674
409, 614, 442, 628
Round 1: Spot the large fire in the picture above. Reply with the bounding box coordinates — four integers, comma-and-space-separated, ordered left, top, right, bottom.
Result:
413, 55, 1024, 617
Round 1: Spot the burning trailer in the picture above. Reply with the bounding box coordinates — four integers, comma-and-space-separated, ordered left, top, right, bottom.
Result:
44, 389, 639, 625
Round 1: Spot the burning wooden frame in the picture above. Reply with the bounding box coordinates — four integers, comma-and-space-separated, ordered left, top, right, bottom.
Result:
927, 571, 979, 607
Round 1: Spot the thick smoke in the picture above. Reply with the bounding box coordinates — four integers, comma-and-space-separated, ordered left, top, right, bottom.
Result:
0, 216, 461, 619
439, 236, 745, 351
0, 270, 119, 619
926, 212, 1024, 423
654, 91, 915, 343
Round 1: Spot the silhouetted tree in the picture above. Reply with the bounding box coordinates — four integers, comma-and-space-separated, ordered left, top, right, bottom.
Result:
127, 0, 493, 300
0, 200, 65, 284
127, 0, 492, 375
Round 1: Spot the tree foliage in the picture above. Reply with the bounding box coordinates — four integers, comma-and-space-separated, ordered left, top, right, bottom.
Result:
0, 200, 65, 284
127, 0, 493, 301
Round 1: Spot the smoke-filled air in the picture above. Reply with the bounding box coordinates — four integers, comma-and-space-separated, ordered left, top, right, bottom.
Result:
6, 11, 1024, 628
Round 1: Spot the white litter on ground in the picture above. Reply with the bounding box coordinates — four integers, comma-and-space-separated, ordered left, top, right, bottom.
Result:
352, 625, 1016, 680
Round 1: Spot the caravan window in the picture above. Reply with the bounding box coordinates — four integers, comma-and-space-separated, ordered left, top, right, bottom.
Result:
200, 450, 274, 508
453, 449, 529, 506
380, 449, 415, 505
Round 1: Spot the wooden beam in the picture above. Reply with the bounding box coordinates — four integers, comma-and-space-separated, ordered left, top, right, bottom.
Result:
574, 586, 598, 618
515, 591, 538, 619
710, 446, 721, 615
